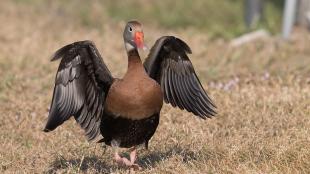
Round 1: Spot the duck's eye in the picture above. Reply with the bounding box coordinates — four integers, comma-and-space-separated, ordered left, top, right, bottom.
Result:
128, 27, 133, 32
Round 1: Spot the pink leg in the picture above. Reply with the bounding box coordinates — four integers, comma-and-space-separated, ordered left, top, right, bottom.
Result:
114, 147, 141, 170
114, 151, 132, 166
130, 148, 137, 163
129, 147, 141, 170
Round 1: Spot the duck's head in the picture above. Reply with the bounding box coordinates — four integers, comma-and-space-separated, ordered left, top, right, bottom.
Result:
123, 20, 147, 51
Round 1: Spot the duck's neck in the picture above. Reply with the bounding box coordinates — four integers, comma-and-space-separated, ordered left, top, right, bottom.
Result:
124, 46, 145, 78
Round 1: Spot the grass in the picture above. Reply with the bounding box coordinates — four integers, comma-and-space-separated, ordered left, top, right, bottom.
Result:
0, 1, 310, 173
10, 0, 284, 38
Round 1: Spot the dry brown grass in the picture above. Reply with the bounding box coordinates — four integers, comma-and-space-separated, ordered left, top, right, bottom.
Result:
0, 1, 310, 173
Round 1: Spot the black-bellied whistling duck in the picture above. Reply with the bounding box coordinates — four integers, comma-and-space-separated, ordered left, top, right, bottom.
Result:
43, 20, 216, 169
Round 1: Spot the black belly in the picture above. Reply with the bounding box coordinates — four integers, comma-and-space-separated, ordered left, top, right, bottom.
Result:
100, 112, 159, 148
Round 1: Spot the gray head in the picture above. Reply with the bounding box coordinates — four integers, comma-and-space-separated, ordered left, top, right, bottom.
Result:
123, 20, 146, 51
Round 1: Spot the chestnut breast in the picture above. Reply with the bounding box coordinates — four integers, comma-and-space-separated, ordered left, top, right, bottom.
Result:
105, 72, 163, 120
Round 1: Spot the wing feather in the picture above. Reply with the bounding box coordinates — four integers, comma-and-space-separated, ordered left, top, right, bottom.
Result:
44, 41, 113, 141
144, 36, 216, 119
171, 69, 185, 110
167, 68, 178, 107
176, 73, 192, 112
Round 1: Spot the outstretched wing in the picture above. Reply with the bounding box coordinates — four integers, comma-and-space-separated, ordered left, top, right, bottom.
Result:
144, 36, 216, 119
44, 40, 113, 141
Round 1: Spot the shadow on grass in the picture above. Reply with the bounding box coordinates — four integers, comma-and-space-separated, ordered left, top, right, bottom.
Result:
46, 146, 200, 173
138, 146, 199, 168
45, 155, 116, 174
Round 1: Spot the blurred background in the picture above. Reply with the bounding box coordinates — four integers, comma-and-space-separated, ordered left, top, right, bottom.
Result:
0, 0, 309, 81
0, 0, 310, 173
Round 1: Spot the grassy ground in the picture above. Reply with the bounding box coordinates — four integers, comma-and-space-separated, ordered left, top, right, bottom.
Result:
10, 0, 284, 38
0, 1, 310, 173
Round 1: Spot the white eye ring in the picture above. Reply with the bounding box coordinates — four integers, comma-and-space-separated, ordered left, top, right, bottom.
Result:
128, 27, 133, 32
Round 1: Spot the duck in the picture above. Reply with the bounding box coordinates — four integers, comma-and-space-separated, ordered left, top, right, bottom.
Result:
43, 20, 216, 169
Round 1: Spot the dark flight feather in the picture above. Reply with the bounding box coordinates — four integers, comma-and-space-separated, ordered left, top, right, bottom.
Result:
144, 36, 216, 119
44, 40, 113, 141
